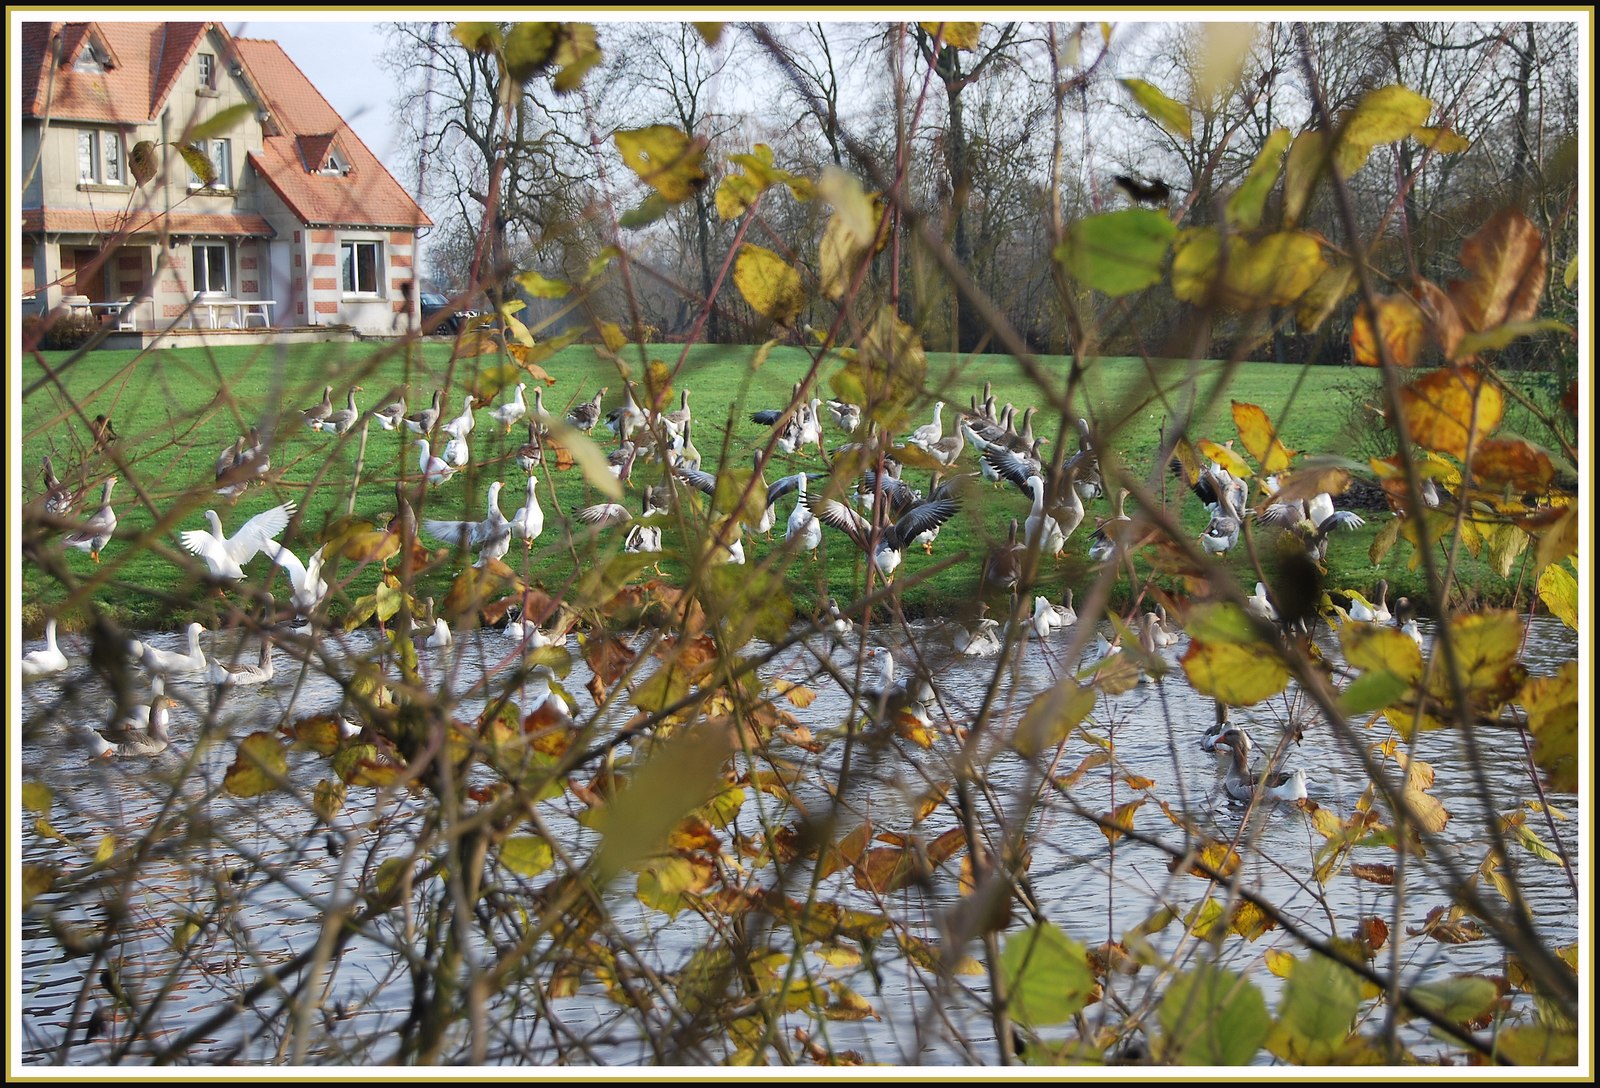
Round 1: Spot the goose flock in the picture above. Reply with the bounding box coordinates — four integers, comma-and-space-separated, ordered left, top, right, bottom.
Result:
25, 368, 1426, 806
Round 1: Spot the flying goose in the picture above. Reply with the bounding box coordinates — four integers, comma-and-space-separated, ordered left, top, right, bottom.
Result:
265, 542, 330, 617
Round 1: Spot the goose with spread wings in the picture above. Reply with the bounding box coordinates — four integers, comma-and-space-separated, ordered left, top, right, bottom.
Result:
422, 481, 512, 567
808, 490, 959, 578
179, 501, 297, 581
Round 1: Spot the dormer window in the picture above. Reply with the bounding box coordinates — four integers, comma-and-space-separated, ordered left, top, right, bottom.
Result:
74, 45, 105, 73
198, 52, 215, 88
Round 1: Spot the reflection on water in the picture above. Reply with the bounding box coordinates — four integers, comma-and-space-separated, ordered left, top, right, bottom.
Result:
18, 614, 1579, 1065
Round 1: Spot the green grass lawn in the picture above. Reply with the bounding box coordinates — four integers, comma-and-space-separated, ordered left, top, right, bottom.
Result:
21, 338, 1544, 633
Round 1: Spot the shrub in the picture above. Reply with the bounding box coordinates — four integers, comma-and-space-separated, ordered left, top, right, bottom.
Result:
37, 313, 101, 351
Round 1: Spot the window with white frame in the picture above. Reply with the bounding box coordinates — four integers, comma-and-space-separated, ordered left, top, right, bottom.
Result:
77, 129, 126, 184
188, 138, 232, 189
341, 240, 382, 296
198, 53, 215, 87
192, 242, 230, 295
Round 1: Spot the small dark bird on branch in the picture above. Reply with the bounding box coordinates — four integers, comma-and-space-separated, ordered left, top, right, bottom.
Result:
1113, 175, 1171, 205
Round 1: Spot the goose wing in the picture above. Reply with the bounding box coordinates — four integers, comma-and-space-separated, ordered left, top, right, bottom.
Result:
577, 502, 631, 527
980, 445, 1038, 496
674, 464, 718, 497
885, 497, 959, 550
808, 496, 873, 549
225, 502, 297, 564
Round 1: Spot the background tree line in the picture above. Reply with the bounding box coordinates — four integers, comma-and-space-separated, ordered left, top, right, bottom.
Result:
383, 19, 1577, 382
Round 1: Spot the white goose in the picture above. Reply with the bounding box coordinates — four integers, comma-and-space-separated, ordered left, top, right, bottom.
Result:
266, 542, 330, 616
906, 401, 945, 452
509, 475, 545, 550
22, 618, 70, 681
129, 622, 208, 677
785, 474, 822, 554
440, 394, 477, 441
490, 383, 528, 433
808, 490, 960, 580
957, 607, 1003, 657
415, 438, 455, 487
442, 434, 472, 470
179, 502, 297, 581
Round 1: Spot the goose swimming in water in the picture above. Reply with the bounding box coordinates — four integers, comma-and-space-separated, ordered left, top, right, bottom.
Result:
22, 618, 70, 681
1217, 726, 1308, 803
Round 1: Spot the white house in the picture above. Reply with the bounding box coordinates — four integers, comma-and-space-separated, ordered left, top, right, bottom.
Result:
21, 20, 430, 336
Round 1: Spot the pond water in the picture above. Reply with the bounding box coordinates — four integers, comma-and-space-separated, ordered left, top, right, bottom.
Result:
16, 614, 1580, 1066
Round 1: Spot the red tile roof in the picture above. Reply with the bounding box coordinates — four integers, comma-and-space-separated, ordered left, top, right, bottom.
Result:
21, 21, 210, 123
23, 207, 274, 238
233, 38, 431, 230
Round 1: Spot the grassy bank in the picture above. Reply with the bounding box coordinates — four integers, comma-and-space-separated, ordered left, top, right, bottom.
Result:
21, 338, 1546, 633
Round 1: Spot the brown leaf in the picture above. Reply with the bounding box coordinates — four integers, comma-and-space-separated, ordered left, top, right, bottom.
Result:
584, 634, 638, 685
1350, 862, 1396, 886
1409, 278, 1466, 361
1448, 207, 1546, 332
1473, 437, 1555, 492
1357, 915, 1390, 956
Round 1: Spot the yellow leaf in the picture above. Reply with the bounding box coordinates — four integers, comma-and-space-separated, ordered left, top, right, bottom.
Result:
1518, 662, 1577, 792
1231, 401, 1295, 473
1100, 799, 1144, 845
1295, 261, 1357, 332
919, 21, 982, 49
1352, 293, 1427, 367
22, 780, 52, 814
1537, 562, 1577, 631
1120, 78, 1192, 140
1264, 948, 1297, 979
1475, 436, 1556, 493
1181, 640, 1289, 706
1413, 125, 1471, 153
1226, 127, 1291, 230
1429, 610, 1525, 711
1283, 130, 1325, 225
1224, 231, 1328, 308
614, 125, 707, 203
1339, 622, 1423, 685
1397, 366, 1504, 459
22, 864, 57, 911
692, 22, 723, 46
545, 419, 623, 501
1341, 85, 1434, 148
1197, 438, 1253, 479
224, 731, 289, 798
516, 270, 569, 299
1448, 207, 1547, 332
1013, 680, 1098, 757
734, 245, 806, 326
94, 834, 116, 864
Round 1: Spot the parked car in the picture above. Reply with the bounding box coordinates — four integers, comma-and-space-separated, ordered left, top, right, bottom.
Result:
419, 292, 479, 335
